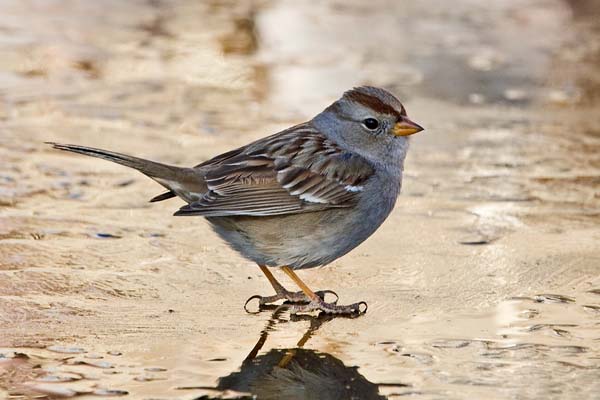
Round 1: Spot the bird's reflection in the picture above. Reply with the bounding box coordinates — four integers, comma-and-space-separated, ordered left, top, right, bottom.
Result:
201, 306, 394, 400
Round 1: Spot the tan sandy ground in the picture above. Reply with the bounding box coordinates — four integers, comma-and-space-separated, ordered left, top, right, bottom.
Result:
1, 0, 599, 399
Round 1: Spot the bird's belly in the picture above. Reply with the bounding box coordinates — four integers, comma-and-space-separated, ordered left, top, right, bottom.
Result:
206, 189, 397, 269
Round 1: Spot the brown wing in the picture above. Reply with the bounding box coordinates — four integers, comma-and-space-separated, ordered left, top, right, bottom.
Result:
174, 123, 374, 217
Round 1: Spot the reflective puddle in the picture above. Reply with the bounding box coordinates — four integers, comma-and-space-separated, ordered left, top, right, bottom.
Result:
1, 0, 600, 399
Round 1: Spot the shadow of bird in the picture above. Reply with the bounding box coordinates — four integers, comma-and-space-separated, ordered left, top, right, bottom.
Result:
195, 307, 403, 399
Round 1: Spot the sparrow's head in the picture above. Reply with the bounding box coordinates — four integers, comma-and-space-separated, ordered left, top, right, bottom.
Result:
313, 86, 424, 164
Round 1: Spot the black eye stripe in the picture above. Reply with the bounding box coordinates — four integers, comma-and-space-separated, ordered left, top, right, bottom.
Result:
363, 118, 379, 130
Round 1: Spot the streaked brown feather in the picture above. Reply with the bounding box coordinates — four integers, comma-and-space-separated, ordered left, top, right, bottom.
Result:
174, 123, 374, 217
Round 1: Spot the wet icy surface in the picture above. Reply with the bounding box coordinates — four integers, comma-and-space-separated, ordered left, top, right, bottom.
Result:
1, 0, 600, 399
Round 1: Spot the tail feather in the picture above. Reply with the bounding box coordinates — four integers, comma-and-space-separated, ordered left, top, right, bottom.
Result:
150, 191, 176, 202
47, 142, 178, 179
47, 142, 203, 203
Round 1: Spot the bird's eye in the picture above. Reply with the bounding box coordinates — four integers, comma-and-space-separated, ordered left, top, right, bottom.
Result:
362, 118, 379, 130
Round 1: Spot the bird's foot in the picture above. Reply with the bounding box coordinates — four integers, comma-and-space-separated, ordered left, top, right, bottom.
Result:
288, 297, 367, 315
244, 289, 338, 313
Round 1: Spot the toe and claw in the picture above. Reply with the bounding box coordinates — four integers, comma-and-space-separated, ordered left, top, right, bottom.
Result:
245, 265, 367, 316
288, 298, 368, 315
244, 288, 367, 315
244, 289, 339, 311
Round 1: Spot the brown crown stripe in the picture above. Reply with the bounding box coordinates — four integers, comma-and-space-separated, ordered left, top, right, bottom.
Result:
344, 89, 404, 117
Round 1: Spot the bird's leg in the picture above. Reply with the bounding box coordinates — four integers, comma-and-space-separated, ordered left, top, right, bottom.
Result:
281, 266, 367, 315
244, 265, 338, 311
260, 265, 309, 303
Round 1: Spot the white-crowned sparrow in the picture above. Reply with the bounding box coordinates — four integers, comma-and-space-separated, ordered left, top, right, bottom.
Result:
49, 86, 424, 315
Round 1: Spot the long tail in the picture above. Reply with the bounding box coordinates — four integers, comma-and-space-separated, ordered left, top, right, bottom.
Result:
47, 142, 202, 202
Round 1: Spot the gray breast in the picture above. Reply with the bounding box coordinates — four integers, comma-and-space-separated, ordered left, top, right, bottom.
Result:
206, 171, 401, 269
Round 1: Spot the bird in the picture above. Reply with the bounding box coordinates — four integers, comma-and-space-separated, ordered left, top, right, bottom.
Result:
48, 86, 424, 315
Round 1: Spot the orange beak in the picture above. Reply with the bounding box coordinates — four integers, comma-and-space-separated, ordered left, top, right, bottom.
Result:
392, 117, 424, 136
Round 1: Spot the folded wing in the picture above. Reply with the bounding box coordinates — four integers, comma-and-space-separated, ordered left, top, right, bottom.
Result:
174, 124, 374, 217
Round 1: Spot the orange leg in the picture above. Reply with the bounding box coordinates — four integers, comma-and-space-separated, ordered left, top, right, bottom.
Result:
244, 265, 338, 312
281, 266, 320, 302
281, 266, 367, 315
